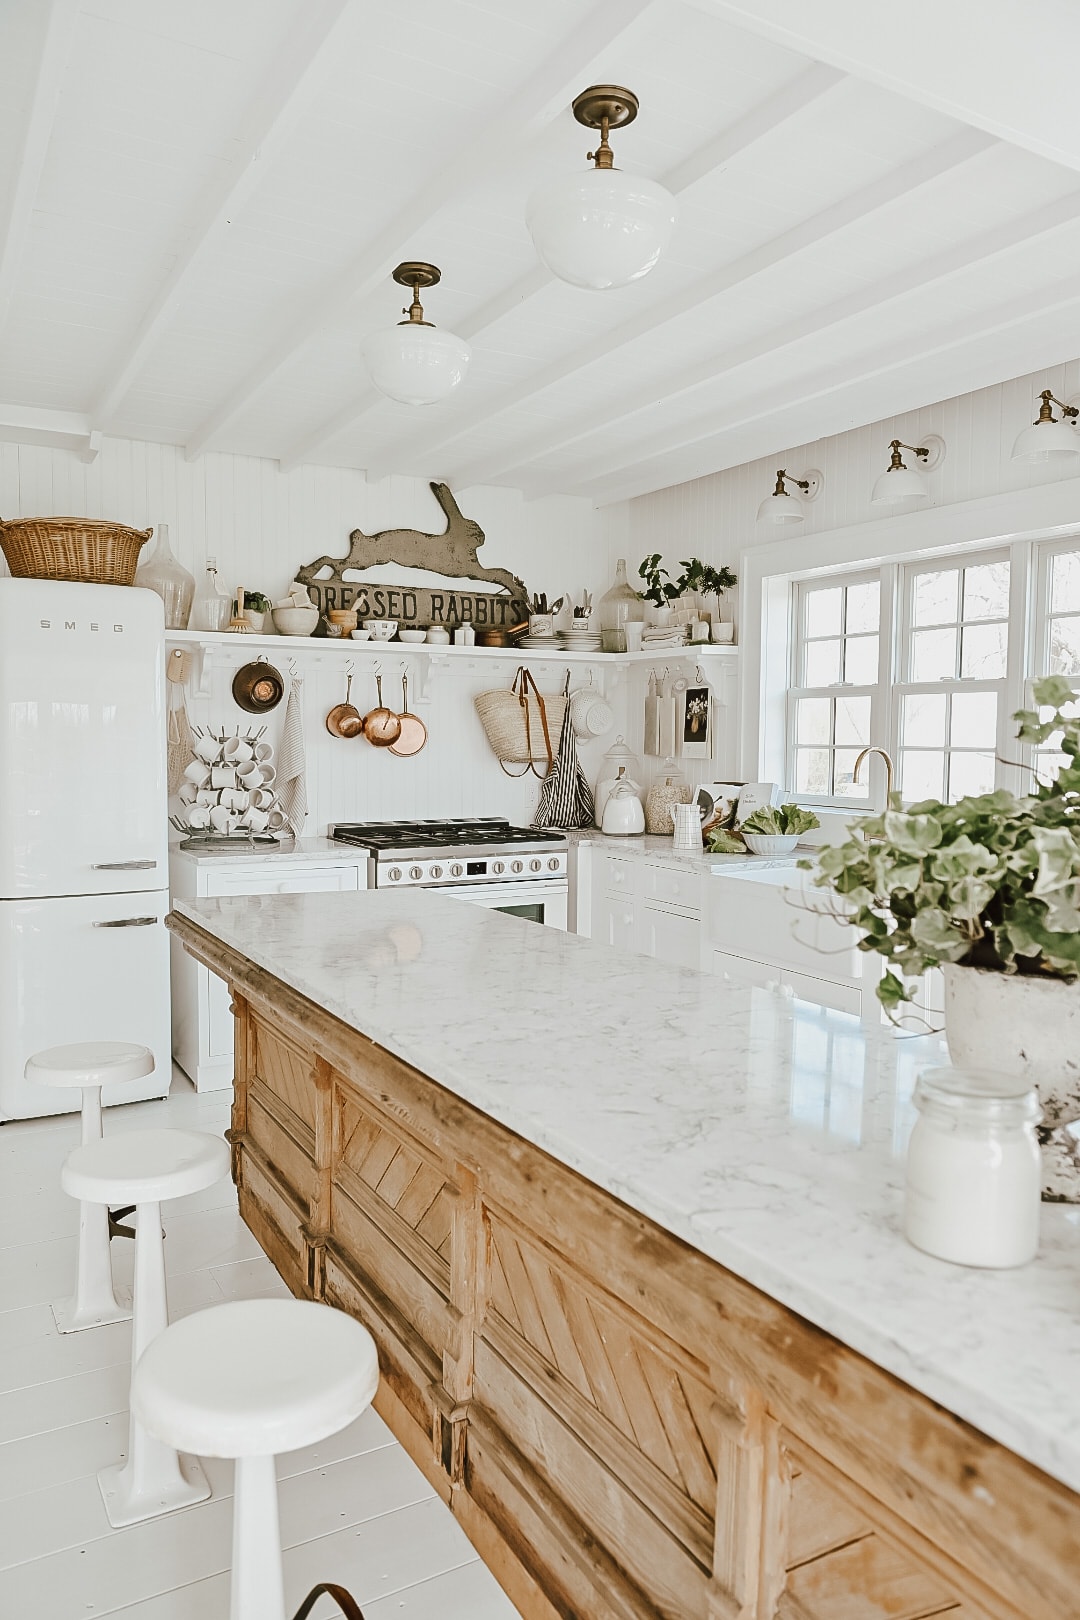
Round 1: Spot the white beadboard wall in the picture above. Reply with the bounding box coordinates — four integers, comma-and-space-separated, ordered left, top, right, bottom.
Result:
605, 356, 1080, 585
0, 435, 626, 827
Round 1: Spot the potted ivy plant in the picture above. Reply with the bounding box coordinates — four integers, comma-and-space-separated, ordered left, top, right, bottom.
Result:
805, 676, 1080, 1199
235, 590, 271, 633
637, 554, 681, 625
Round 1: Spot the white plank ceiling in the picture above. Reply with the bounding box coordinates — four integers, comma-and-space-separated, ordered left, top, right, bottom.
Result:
2, 0, 1080, 504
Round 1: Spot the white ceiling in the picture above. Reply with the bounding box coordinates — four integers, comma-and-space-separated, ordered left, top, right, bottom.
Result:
2, 0, 1080, 504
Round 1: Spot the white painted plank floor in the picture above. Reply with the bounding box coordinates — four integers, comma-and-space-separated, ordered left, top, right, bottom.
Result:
0, 1069, 522, 1620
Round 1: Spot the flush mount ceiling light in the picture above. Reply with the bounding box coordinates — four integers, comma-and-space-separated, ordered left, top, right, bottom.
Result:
756, 468, 823, 526
1011, 388, 1080, 462
362, 262, 471, 406
526, 85, 678, 291
870, 436, 946, 506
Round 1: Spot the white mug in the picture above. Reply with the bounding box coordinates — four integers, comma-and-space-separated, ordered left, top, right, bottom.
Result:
195, 788, 220, 807
177, 781, 198, 805
254, 742, 274, 763
223, 737, 254, 764
259, 765, 277, 788
209, 804, 233, 832
266, 809, 287, 832
220, 787, 248, 811
193, 736, 222, 765
210, 764, 235, 789
253, 787, 276, 810
241, 807, 270, 833
237, 761, 261, 787
186, 806, 211, 830
623, 622, 644, 654
183, 760, 211, 786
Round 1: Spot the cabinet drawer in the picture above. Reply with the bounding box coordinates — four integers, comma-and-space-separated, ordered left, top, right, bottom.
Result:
603, 856, 639, 898
711, 949, 785, 990
204, 865, 360, 897
643, 863, 701, 912
642, 903, 701, 969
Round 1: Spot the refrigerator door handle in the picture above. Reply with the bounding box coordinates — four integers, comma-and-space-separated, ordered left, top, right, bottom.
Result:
92, 916, 159, 929
92, 860, 158, 870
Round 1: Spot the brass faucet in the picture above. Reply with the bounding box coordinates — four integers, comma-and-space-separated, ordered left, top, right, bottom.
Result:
853, 746, 895, 806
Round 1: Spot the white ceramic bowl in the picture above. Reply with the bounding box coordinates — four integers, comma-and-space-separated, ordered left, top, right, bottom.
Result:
364, 619, 398, 639
741, 832, 799, 856
398, 629, 426, 643
271, 605, 319, 636
350, 627, 372, 640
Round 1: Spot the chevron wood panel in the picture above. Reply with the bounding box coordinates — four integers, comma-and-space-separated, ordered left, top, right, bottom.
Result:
487, 1212, 717, 1519
337, 1094, 454, 1264
783, 1531, 964, 1620
253, 1017, 316, 1129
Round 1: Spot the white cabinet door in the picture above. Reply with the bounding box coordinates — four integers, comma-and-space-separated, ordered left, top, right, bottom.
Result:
204, 866, 360, 898
642, 903, 701, 969
595, 895, 640, 954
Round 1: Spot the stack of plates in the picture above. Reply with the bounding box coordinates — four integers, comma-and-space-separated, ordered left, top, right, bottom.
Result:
558, 629, 603, 651
519, 634, 561, 650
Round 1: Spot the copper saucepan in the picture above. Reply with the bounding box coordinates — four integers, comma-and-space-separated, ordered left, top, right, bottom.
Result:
474, 619, 529, 649
363, 673, 402, 747
389, 672, 427, 757
326, 669, 363, 738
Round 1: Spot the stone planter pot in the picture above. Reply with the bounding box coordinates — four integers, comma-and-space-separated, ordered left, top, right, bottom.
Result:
645, 603, 674, 627
943, 962, 1080, 1201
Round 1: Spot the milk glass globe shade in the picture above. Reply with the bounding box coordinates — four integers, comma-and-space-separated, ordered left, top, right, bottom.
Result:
526, 167, 678, 290
870, 464, 928, 505
1011, 416, 1080, 462
756, 489, 804, 525
362, 324, 471, 406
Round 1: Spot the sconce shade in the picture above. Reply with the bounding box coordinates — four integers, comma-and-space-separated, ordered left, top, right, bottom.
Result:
1011, 414, 1080, 462
756, 487, 805, 525
362, 323, 471, 406
526, 167, 677, 290
870, 462, 928, 505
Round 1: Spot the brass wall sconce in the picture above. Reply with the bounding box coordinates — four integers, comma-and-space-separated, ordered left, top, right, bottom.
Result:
870, 435, 945, 505
1011, 389, 1080, 462
756, 468, 823, 525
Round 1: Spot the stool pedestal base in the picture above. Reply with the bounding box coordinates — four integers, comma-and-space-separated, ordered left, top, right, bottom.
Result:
232, 1453, 286, 1620
53, 1200, 132, 1334
97, 1447, 209, 1528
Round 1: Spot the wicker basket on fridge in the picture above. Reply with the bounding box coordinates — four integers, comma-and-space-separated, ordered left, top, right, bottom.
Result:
0, 516, 154, 586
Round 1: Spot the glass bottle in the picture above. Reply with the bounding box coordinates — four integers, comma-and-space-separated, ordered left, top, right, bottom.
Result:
598, 558, 645, 652
190, 556, 232, 633
134, 523, 196, 630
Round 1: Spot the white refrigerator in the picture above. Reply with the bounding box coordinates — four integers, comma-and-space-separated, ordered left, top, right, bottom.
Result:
0, 578, 172, 1120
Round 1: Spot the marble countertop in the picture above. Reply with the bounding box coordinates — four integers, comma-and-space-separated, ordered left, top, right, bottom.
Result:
567, 828, 801, 873
168, 836, 365, 868
172, 889, 1080, 1494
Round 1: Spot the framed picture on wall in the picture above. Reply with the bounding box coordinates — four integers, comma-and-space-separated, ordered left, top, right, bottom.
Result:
677, 683, 714, 759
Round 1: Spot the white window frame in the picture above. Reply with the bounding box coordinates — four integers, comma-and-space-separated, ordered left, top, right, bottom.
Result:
787, 570, 881, 807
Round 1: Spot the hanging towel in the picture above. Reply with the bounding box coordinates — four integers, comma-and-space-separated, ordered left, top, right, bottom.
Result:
533, 700, 595, 829
166, 650, 195, 796
277, 673, 308, 839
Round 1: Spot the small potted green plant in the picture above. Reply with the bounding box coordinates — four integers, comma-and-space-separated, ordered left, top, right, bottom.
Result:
676, 558, 737, 641
637, 554, 682, 624
804, 676, 1080, 1199
235, 590, 271, 632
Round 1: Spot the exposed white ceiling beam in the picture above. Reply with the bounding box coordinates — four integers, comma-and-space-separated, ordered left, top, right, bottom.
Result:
337, 62, 849, 478
183, 0, 657, 461
279, 264, 552, 471
0, 0, 80, 343
0, 401, 96, 455
543, 276, 1080, 505
685, 0, 1080, 175
89, 0, 352, 431
428, 126, 992, 487
465, 186, 1080, 489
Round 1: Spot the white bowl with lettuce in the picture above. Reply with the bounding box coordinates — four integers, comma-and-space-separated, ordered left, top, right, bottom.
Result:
738, 803, 819, 855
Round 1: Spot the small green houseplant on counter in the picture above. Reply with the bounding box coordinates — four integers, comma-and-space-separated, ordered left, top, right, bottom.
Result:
804, 675, 1080, 1199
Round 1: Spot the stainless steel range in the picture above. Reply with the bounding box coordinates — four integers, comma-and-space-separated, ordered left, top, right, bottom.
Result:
328, 818, 569, 928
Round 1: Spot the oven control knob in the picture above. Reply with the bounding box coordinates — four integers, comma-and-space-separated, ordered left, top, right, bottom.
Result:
492, 860, 505, 875
430, 864, 442, 880
450, 863, 463, 877
529, 858, 542, 872
387, 867, 401, 882
511, 859, 523, 874
548, 857, 561, 871
409, 866, 423, 881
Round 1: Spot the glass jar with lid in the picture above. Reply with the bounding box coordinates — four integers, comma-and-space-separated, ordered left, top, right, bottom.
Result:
904, 1066, 1041, 1268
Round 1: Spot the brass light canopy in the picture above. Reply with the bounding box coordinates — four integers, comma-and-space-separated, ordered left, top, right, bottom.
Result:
1011, 388, 1080, 462
756, 468, 822, 525
526, 83, 677, 290
362, 260, 471, 406
870, 436, 944, 505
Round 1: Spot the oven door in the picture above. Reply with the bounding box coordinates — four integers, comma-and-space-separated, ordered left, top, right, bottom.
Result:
436, 879, 568, 930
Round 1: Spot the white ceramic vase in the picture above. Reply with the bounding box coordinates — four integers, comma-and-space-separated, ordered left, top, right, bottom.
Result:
943, 963, 1080, 1201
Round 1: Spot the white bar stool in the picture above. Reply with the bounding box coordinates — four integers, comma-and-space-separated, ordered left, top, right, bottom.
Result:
25, 1040, 154, 1333
61, 1126, 231, 1527
131, 1299, 380, 1620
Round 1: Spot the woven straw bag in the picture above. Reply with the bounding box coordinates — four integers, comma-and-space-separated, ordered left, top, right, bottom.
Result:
0, 516, 153, 585
474, 666, 568, 777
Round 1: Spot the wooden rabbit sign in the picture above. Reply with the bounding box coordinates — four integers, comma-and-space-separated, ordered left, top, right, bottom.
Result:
295, 482, 531, 628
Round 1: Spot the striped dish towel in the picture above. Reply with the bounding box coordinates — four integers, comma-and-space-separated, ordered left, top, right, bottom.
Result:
533, 702, 594, 829
277, 673, 308, 838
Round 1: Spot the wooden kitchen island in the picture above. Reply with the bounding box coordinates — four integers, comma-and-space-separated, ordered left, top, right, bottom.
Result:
168, 890, 1080, 1620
